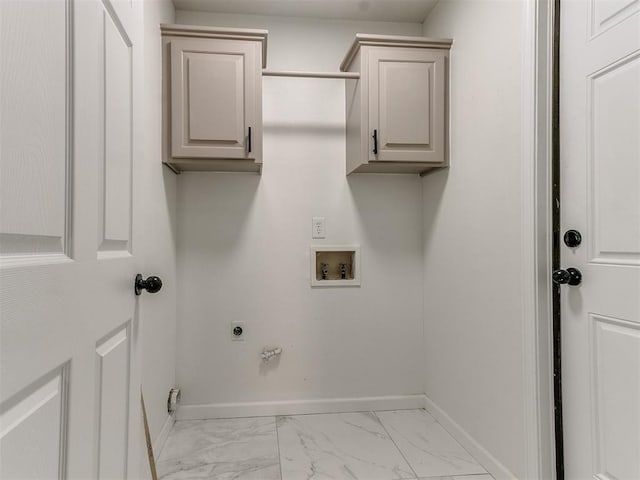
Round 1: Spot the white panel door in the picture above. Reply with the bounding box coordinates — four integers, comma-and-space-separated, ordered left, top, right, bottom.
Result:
0, 0, 146, 478
560, 1, 640, 478
368, 47, 446, 164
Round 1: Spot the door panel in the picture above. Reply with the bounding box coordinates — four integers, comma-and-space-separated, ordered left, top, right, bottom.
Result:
0, 365, 69, 479
95, 323, 132, 479
590, 314, 640, 480
187, 54, 244, 143
101, 7, 133, 255
561, 1, 640, 478
588, 51, 640, 265
109, 0, 135, 37
590, 0, 640, 37
380, 62, 431, 147
0, 0, 70, 261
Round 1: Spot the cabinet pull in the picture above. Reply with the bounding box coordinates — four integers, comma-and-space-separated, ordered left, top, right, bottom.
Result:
372, 129, 378, 155
248, 127, 252, 153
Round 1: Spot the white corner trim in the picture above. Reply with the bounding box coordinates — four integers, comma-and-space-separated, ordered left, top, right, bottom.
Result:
176, 394, 425, 420
423, 396, 517, 480
520, 0, 540, 474
153, 413, 175, 460
520, 0, 556, 479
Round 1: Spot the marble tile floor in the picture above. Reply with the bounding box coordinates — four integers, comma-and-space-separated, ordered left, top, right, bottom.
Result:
157, 409, 494, 480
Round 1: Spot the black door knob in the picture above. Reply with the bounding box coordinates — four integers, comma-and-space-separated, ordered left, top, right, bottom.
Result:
135, 274, 163, 295
552, 268, 582, 286
563, 229, 582, 247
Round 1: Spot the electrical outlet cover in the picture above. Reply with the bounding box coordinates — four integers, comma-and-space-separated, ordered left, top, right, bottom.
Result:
312, 216, 326, 239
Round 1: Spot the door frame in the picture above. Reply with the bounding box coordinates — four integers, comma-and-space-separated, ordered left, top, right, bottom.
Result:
521, 0, 559, 478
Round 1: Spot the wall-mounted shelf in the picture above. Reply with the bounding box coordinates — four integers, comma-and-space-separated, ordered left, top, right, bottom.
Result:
262, 70, 360, 79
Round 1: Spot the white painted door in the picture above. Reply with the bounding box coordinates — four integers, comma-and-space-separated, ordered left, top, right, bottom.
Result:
0, 0, 145, 478
560, 1, 640, 478
368, 47, 446, 164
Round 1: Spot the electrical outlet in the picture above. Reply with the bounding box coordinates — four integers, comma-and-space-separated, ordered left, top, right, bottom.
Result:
312, 216, 326, 239
231, 321, 245, 341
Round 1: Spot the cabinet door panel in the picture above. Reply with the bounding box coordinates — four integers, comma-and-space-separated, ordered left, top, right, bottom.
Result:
381, 62, 431, 146
187, 54, 243, 143
171, 38, 257, 159
369, 48, 446, 164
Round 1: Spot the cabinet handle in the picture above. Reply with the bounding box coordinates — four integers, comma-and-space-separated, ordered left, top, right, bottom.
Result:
372, 129, 378, 155
248, 127, 252, 153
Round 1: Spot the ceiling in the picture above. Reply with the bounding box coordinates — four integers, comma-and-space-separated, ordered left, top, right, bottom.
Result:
171, 0, 440, 23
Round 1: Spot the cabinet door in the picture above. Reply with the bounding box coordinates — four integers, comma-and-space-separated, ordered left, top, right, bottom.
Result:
171, 38, 260, 159
368, 47, 446, 163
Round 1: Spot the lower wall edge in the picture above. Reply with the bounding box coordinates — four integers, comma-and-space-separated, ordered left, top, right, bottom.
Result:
153, 413, 175, 459
176, 394, 425, 420
423, 396, 517, 480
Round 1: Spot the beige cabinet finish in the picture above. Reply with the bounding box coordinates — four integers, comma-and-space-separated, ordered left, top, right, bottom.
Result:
162, 25, 267, 173
342, 34, 452, 175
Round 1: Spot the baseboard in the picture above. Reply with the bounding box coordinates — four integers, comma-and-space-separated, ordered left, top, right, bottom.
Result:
423, 396, 517, 480
152, 413, 175, 459
176, 394, 425, 420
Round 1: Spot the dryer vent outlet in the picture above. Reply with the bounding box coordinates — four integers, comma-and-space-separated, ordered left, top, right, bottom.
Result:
231, 321, 245, 341
167, 387, 181, 414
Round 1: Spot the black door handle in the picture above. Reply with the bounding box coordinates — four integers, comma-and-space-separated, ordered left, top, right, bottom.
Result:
552, 268, 582, 286
135, 274, 163, 295
563, 229, 582, 247
372, 129, 378, 155
248, 126, 252, 153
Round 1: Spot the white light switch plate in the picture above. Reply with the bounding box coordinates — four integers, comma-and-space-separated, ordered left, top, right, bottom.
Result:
312, 217, 326, 239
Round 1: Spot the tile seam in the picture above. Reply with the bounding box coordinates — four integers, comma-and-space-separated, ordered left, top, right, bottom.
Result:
373, 410, 420, 480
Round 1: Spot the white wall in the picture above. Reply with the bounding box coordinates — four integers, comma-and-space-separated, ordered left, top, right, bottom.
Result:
140, 0, 176, 449
174, 11, 425, 409
421, 1, 526, 478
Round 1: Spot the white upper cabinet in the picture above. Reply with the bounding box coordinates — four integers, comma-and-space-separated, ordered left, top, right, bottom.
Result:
162, 25, 267, 173
369, 48, 446, 163
342, 34, 452, 175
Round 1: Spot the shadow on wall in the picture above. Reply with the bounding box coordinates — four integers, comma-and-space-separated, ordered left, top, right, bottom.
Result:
346, 174, 424, 251
163, 165, 179, 253
263, 122, 345, 137
176, 172, 261, 251
258, 353, 282, 377
421, 168, 449, 249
